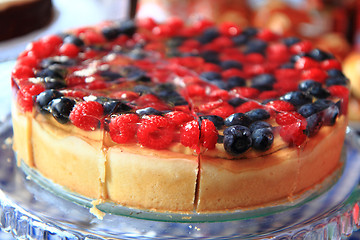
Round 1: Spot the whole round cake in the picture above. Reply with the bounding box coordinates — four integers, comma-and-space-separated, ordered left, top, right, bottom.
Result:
11, 18, 349, 215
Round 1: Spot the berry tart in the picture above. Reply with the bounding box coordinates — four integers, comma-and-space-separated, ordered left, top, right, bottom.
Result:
11, 18, 349, 215
0, 0, 53, 41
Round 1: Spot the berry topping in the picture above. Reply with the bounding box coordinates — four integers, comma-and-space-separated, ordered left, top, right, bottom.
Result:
164, 111, 194, 126
244, 109, 270, 122
251, 128, 274, 151
136, 107, 163, 116
109, 114, 139, 143
69, 101, 104, 131
223, 125, 252, 155
180, 120, 200, 150
249, 121, 272, 132
224, 113, 251, 126
49, 97, 75, 124
279, 121, 307, 146
199, 115, 224, 129
35, 89, 63, 113
280, 91, 312, 107
200, 119, 218, 149
137, 115, 174, 149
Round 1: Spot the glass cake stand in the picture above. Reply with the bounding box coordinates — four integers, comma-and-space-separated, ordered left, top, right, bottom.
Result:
1, 117, 360, 240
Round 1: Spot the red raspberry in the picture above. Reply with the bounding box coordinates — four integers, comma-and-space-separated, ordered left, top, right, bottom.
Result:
275, 111, 304, 125
41, 34, 63, 47
25, 41, 53, 59
109, 114, 139, 143
185, 84, 206, 97
294, 57, 320, 70
209, 103, 235, 118
258, 90, 279, 100
243, 64, 267, 77
200, 119, 218, 150
137, 115, 174, 149
167, 16, 184, 29
137, 17, 157, 30
266, 43, 289, 63
256, 28, 278, 41
152, 24, 173, 37
235, 101, 263, 113
83, 30, 106, 45
275, 68, 301, 82
273, 81, 299, 95
212, 36, 233, 49
219, 22, 241, 36
209, 89, 230, 101
164, 111, 194, 126
180, 120, 200, 150
265, 100, 295, 112
279, 121, 307, 146
63, 90, 87, 99
66, 75, 86, 86
231, 87, 260, 99
199, 100, 224, 113
301, 68, 328, 83
222, 68, 246, 79
245, 53, 265, 64
193, 19, 215, 32
69, 101, 104, 131
17, 83, 45, 112
290, 40, 313, 54
16, 55, 39, 69
12, 65, 35, 79
201, 63, 222, 73
110, 90, 139, 101
328, 85, 349, 114
59, 43, 80, 58
321, 59, 342, 70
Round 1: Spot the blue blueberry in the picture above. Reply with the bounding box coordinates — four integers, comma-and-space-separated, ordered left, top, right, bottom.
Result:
232, 33, 248, 46
99, 70, 122, 81
242, 27, 258, 37
128, 48, 147, 60
49, 97, 75, 124
290, 52, 308, 63
280, 91, 313, 107
251, 128, 274, 151
136, 107, 163, 116
133, 85, 152, 94
36, 67, 66, 79
220, 60, 243, 70
223, 125, 252, 155
228, 97, 247, 107
313, 99, 333, 111
245, 109, 270, 122
197, 27, 220, 44
325, 76, 349, 87
305, 113, 323, 137
327, 69, 345, 78
251, 74, 276, 90
166, 37, 185, 48
249, 121, 272, 132
244, 39, 267, 55
309, 86, 330, 99
225, 113, 251, 126
199, 115, 224, 129
308, 48, 333, 61
297, 103, 318, 118
118, 20, 137, 36
282, 36, 300, 46
200, 50, 220, 64
35, 90, 63, 114
298, 80, 321, 92
200, 71, 222, 81
227, 76, 246, 89
63, 35, 84, 47
323, 104, 339, 126
91, 96, 132, 115
125, 67, 151, 82
102, 26, 120, 40
280, 62, 295, 69
43, 77, 67, 89
211, 80, 229, 90
40, 57, 76, 68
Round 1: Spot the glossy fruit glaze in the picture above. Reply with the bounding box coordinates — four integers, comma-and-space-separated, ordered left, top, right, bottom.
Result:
11, 17, 349, 158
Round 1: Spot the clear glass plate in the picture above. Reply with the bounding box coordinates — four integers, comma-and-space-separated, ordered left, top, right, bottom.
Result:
1, 118, 360, 239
